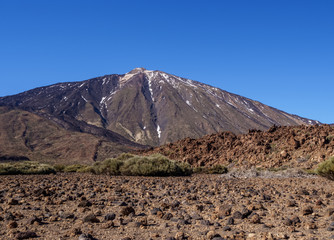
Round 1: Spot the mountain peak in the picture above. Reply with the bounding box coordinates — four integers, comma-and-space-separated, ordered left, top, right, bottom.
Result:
128, 67, 147, 74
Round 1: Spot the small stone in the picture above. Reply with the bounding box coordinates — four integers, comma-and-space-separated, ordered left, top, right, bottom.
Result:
28, 216, 42, 225
101, 222, 114, 229
150, 208, 162, 215
291, 216, 301, 226
223, 226, 231, 231
71, 228, 82, 236
206, 231, 221, 239
162, 212, 173, 220
16, 231, 38, 239
283, 218, 293, 226
200, 219, 211, 226
129, 221, 142, 228
8, 198, 19, 205
78, 233, 95, 240
307, 222, 317, 229
216, 205, 232, 217
327, 208, 334, 216
104, 213, 116, 221
121, 206, 135, 216
232, 211, 243, 219
227, 217, 234, 225
302, 206, 313, 215
241, 208, 252, 218
250, 213, 261, 224
78, 200, 92, 207
8, 221, 18, 228
175, 232, 186, 240
328, 227, 334, 231
83, 214, 100, 223
286, 200, 297, 207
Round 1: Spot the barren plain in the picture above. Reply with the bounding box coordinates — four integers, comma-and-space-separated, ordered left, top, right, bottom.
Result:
1, 172, 334, 240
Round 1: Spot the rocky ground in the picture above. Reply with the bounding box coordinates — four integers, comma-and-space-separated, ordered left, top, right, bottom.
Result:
1, 172, 334, 240
141, 125, 334, 169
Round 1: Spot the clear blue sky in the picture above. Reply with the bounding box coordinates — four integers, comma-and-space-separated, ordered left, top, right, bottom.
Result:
0, 0, 333, 123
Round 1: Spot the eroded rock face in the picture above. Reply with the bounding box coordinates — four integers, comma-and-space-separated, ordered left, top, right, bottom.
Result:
1, 173, 334, 239
143, 124, 334, 168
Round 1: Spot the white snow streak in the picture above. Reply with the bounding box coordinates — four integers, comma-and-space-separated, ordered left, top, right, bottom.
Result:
100, 96, 106, 105
157, 125, 161, 138
146, 72, 155, 101
186, 100, 191, 106
81, 96, 88, 102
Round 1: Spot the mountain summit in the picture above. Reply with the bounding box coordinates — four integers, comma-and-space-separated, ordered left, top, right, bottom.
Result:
0, 68, 320, 146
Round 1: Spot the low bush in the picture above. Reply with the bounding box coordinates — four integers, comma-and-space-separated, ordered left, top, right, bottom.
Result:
193, 164, 228, 174
63, 164, 87, 173
0, 161, 56, 175
314, 156, 334, 180
53, 164, 66, 172
91, 154, 192, 176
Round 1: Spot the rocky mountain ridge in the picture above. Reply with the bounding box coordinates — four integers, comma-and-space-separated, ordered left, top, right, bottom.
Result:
0, 68, 320, 147
141, 124, 334, 169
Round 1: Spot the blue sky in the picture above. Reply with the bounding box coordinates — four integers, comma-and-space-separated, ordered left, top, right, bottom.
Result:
0, 0, 333, 123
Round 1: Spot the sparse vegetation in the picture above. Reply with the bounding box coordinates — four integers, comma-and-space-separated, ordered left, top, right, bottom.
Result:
90, 153, 192, 176
314, 156, 334, 180
0, 161, 56, 175
193, 164, 228, 174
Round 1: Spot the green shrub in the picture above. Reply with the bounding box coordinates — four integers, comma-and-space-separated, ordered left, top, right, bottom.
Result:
315, 156, 334, 180
193, 165, 228, 174
53, 164, 66, 172
91, 154, 192, 176
91, 158, 123, 175
206, 165, 228, 174
0, 161, 56, 175
63, 164, 87, 173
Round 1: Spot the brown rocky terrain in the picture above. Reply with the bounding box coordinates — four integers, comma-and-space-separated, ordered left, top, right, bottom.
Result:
1, 173, 334, 240
141, 125, 334, 169
0, 106, 144, 165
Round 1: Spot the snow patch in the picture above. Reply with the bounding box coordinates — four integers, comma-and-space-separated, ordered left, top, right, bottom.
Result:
102, 77, 107, 85
100, 96, 106, 105
216, 104, 220, 108
157, 125, 161, 138
146, 72, 155, 101
81, 96, 88, 102
186, 100, 191, 106
143, 126, 146, 130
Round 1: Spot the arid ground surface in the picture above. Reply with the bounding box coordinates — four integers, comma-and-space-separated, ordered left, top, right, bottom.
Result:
1, 173, 334, 240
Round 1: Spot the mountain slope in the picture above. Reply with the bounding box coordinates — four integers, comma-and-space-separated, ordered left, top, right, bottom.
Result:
0, 106, 143, 164
0, 68, 320, 146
